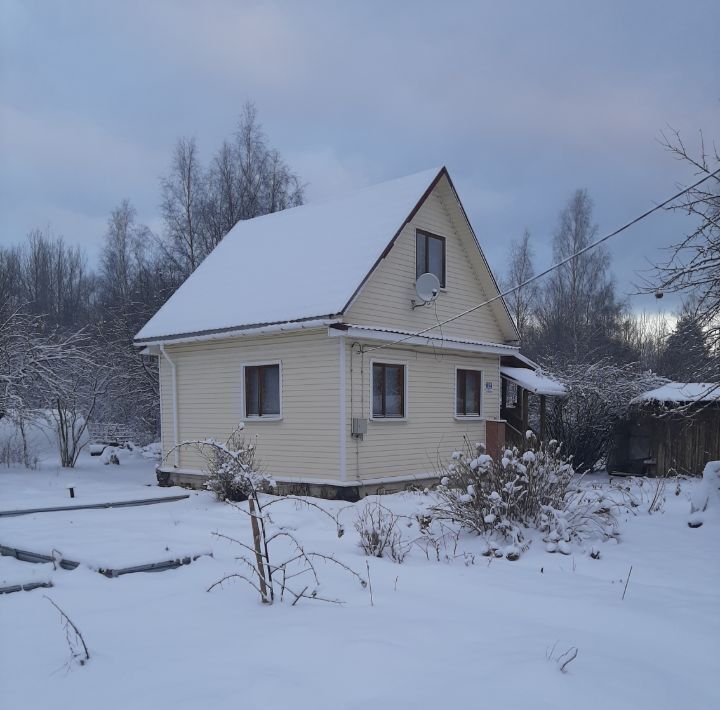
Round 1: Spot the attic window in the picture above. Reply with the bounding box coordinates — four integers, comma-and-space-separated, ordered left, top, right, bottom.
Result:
245, 363, 281, 418
416, 230, 446, 287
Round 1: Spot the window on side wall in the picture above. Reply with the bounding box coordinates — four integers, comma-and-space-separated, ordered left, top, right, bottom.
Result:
416, 230, 446, 287
456, 368, 482, 417
245, 363, 281, 418
372, 362, 405, 418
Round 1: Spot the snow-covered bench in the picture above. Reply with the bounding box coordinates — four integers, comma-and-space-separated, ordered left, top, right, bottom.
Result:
88, 423, 135, 455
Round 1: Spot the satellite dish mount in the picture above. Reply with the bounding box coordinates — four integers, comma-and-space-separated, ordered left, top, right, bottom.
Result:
411, 272, 441, 310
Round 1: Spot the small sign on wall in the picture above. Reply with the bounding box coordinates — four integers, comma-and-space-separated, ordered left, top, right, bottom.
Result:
485, 381, 493, 391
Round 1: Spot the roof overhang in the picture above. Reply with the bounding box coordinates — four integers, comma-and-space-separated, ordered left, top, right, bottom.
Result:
328, 324, 520, 356
134, 317, 342, 348
500, 352, 540, 370
631, 382, 720, 406
500, 365, 566, 397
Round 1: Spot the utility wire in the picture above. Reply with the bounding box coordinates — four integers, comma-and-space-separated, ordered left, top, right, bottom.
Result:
364, 167, 720, 354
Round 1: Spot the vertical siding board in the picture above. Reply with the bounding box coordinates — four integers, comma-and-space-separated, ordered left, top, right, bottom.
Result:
162, 330, 341, 480
345, 341, 501, 482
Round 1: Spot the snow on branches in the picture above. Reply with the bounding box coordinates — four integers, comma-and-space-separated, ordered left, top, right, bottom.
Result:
173, 428, 366, 606
543, 359, 666, 471
432, 438, 622, 559
169, 425, 272, 502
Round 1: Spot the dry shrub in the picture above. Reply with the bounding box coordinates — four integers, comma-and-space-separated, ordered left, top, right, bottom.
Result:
354, 500, 410, 563
175, 428, 366, 605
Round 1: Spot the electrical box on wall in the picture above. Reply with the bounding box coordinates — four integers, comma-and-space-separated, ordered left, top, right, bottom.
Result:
351, 418, 368, 438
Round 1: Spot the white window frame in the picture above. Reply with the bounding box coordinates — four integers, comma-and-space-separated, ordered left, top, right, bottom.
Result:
454, 365, 484, 420
241, 360, 283, 421
415, 228, 447, 289
369, 358, 408, 422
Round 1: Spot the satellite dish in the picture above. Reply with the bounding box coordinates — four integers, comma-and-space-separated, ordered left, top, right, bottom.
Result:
415, 272, 441, 303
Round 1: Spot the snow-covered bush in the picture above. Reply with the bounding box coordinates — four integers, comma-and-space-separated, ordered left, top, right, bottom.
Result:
354, 500, 409, 563
432, 438, 620, 555
173, 425, 272, 501
544, 360, 665, 471
203, 434, 272, 502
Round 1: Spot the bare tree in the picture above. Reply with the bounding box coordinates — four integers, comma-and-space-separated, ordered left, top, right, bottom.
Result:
98, 201, 165, 436
616, 311, 671, 372
100, 200, 153, 309
2, 230, 95, 330
503, 228, 538, 340
202, 139, 243, 250
160, 137, 206, 279
51, 339, 113, 467
544, 359, 666, 471
643, 128, 720, 370
0, 307, 53, 465
160, 105, 304, 282
201, 102, 304, 251
0, 308, 106, 467
533, 190, 624, 363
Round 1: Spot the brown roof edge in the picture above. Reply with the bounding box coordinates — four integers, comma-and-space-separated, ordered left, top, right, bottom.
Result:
339, 166, 447, 314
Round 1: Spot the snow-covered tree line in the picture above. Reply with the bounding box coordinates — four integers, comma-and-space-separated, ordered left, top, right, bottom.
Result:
0, 104, 304, 462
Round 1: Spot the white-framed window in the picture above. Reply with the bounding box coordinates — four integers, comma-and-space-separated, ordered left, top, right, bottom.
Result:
243, 361, 282, 420
370, 360, 407, 420
455, 367, 483, 418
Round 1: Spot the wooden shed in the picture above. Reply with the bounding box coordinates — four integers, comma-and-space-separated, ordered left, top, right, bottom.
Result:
609, 383, 720, 477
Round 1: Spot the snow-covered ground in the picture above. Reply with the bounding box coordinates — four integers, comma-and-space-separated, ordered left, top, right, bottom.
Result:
0, 445, 176, 510
0, 451, 718, 710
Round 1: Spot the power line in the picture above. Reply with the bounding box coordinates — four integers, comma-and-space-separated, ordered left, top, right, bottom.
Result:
364, 167, 720, 354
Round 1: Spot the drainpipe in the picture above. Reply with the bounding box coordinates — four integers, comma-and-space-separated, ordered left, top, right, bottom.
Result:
160, 345, 179, 468
338, 335, 347, 482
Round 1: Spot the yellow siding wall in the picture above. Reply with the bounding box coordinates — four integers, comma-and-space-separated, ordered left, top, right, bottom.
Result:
159, 329, 341, 479
342, 337, 501, 482
345, 185, 505, 343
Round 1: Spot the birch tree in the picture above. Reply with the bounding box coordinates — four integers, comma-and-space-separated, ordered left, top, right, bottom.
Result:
503, 228, 538, 341
534, 189, 623, 363
160, 137, 206, 280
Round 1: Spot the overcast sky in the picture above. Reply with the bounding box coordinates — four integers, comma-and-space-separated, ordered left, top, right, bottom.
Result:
1, 0, 718, 313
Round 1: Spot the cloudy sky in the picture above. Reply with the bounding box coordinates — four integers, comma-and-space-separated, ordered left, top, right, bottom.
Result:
1, 0, 718, 313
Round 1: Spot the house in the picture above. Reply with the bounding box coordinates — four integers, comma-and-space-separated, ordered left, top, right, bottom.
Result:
609, 383, 720, 477
135, 166, 545, 499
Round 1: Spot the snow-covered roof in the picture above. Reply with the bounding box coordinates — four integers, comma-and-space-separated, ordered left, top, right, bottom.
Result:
500, 366, 566, 397
631, 382, 720, 405
135, 167, 444, 343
